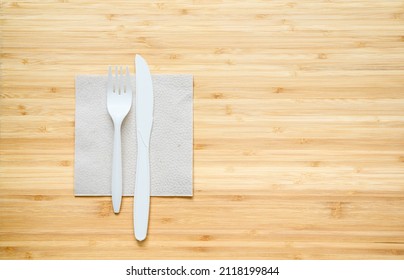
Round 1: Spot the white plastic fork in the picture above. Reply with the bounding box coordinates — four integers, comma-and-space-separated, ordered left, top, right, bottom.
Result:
107, 66, 132, 213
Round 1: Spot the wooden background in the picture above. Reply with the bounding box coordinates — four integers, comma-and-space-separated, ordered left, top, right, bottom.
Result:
1, 0, 404, 260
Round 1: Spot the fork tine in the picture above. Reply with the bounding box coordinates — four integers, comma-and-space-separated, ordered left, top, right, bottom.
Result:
125, 66, 130, 93
107, 66, 113, 93
115, 66, 118, 94
119, 66, 123, 95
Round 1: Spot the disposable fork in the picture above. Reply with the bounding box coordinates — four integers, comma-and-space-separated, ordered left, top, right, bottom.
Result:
107, 66, 132, 213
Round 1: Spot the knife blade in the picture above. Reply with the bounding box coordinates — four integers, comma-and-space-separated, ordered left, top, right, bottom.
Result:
134, 54, 154, 241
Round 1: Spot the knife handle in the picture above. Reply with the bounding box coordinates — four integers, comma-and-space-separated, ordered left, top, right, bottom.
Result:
134, 137, 151, 241
111, 123, 122, 213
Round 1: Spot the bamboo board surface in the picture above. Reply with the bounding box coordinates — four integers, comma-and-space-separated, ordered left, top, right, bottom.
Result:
1, 0, 404, 259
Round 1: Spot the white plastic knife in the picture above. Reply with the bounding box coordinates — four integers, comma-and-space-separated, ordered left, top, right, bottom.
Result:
134, 54, 154, 241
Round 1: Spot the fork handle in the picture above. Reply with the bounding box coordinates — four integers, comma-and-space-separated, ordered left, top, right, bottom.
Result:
111, 123, 123, 213
134, 136, 151, 241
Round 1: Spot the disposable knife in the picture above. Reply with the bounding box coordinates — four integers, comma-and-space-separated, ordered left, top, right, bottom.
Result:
134, 54, 154, 241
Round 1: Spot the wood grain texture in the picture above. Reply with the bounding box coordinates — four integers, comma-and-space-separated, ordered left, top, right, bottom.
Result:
1, 0, 404, 259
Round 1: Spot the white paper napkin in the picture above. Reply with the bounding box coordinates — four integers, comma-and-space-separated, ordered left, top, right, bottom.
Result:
74, 74, 193, 196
